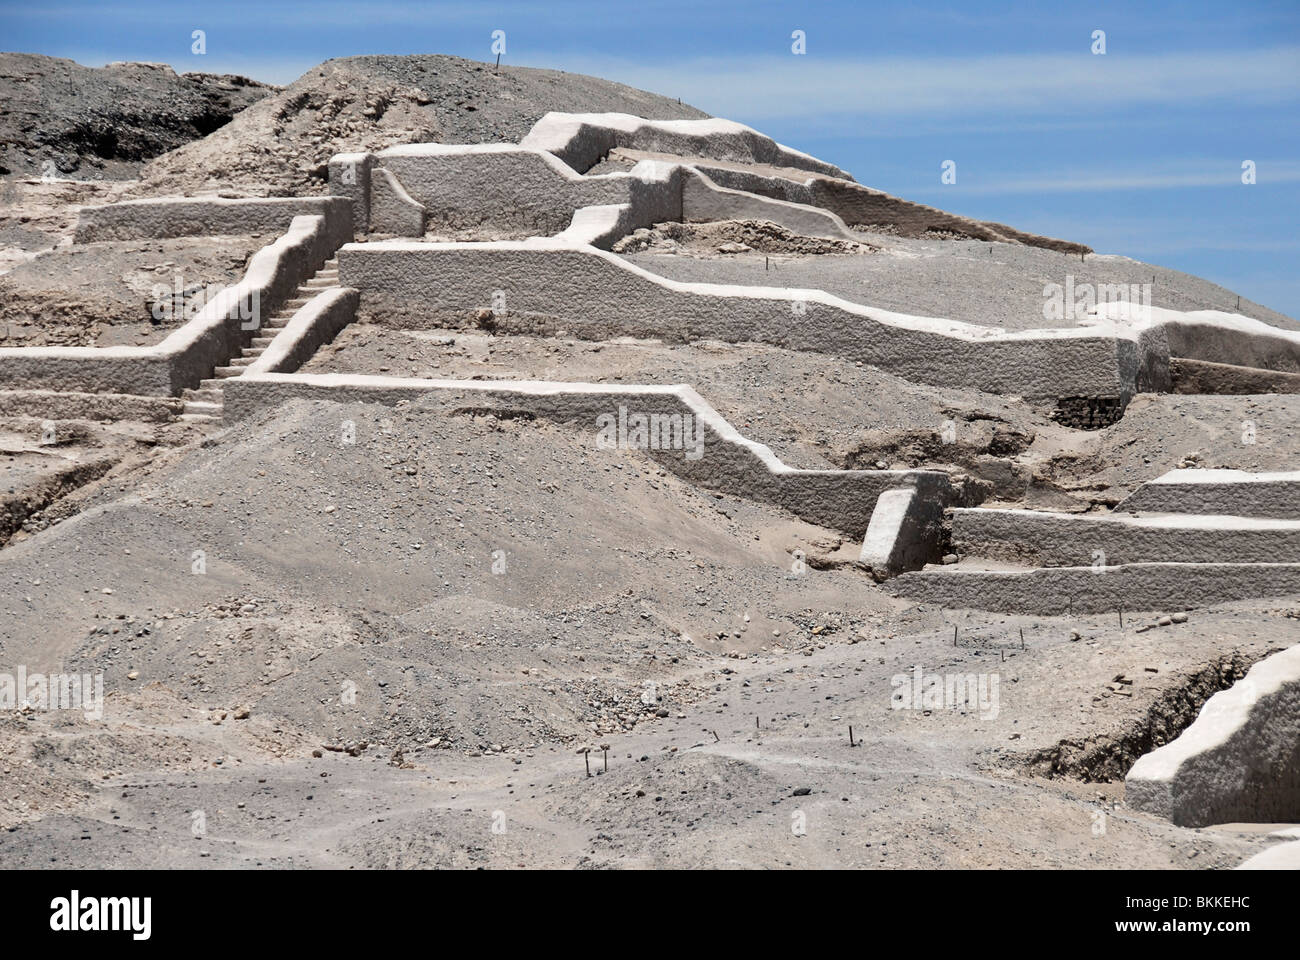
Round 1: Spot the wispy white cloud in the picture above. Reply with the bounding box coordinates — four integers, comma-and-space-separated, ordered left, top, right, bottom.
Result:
544, 47, 1300, 120
905, 161, 1300, 196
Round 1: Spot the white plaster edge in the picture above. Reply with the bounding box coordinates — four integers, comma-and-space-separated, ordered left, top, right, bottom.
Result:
227, 371, 947, 484
0, 215, 328, 366
1127, 645, 1300, 785
343, 237, 1139, 346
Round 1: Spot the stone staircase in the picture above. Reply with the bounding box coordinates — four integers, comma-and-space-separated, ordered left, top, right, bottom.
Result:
888, 470, 1300, 613
179, 258, 339, 423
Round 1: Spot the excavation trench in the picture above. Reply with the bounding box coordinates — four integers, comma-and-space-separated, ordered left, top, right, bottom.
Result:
0, 455, 119, 547
1015, 649, 1278, 783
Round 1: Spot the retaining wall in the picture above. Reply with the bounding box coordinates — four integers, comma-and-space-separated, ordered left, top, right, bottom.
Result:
221, 372, 954, 538
338, 145, 808, 246
1126, 644, 1300, 827
0, 389, 182, 422
693, 161, 1089, 254
951, 507, 1300, 566
74, 195, 353, 243
1090, 304, 1300, 375
519, 112, 851, 179
1117, 470, 1300, 520
339, 239, 1166, 401
681, 169, 861, 241
888, 561, 1300, 613
367, 144, 631, 236
0, 213, 347, 395
1171, 358, 1300, 395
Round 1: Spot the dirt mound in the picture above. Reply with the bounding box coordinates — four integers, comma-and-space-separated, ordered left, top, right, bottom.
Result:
614, 219, 873, 256
0, 395, 889, 758
132, 54, 709, 198
0, 54, 275, 180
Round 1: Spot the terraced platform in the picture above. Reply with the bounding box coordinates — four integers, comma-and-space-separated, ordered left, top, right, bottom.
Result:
1117, 468, 1300, 519
893, 469, 1300, 612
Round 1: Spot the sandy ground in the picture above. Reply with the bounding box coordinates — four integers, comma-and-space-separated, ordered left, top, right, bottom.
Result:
0, 178, 130, 272
0, 397, 1294, 868
0, 227, 266, 346
301, 325, 1298, 506
624, 237, 1296, 331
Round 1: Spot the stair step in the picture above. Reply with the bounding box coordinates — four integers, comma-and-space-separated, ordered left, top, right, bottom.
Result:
178, 413, 222, 423
199, 378, 227, 390
213, 366, 244, 377
228, 356, 255, 367
181, 388, 223, 402
284, 298, 309, 308
952, 507, 1300, 567
1117, 468, 1300, 520
250, 336, 275, 347
183, 400, 224, 415
889, 561, 1300, 614
239, 347, 265, 358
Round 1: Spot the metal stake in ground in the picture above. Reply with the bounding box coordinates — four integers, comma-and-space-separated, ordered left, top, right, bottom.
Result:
849, 725, 855, 747
601, 743, 609, 772
582, 747, 590, 777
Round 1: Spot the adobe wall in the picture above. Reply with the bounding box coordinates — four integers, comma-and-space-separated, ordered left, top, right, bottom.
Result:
74, 195, 353, 244
339, 239, 1159, 402
519, 112, 852, 179
1117, 469, 1300, 520
951, 507, 1300, 566
222, 372, 954, 539
888, 561, 1300, 614
0, 213, 347, 395
1126, 644, 1300, 827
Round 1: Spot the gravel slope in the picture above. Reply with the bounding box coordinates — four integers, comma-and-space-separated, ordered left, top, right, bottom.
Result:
0, 397, 1291, 867
625, 236, 1298, 330
0, 53, 275, 179
133, 54, 709, 198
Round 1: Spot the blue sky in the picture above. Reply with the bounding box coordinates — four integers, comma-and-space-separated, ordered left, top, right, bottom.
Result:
5, 0, 1298, 317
